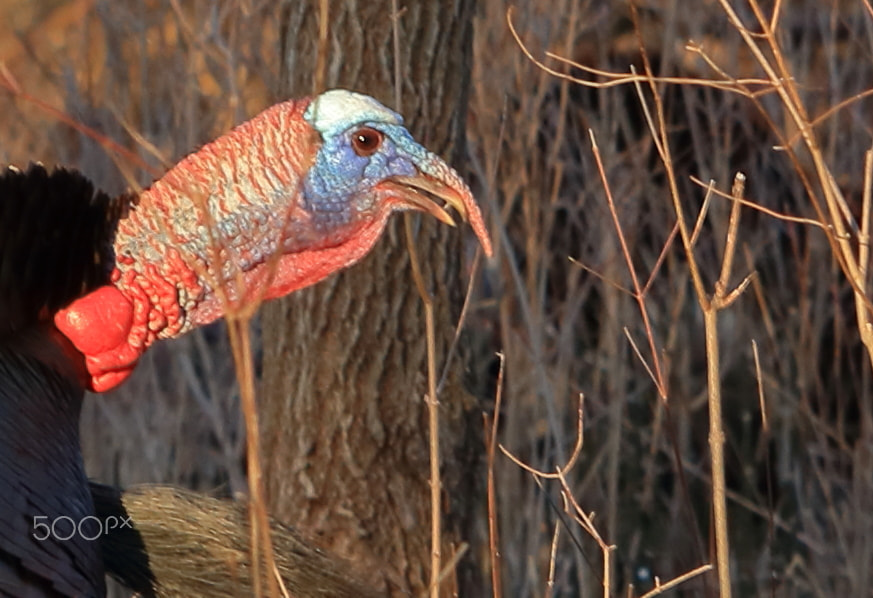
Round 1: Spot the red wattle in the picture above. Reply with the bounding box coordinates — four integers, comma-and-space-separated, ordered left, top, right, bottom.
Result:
54, 286, 134, 356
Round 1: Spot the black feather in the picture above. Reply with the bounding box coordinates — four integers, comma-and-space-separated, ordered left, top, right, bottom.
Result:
0, 337, 105, 597
0, 164, 121, 597
0, 164, 125, 336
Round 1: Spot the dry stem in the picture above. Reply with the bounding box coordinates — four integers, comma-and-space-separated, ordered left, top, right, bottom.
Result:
486, 353, 506, 598
227, 316, 279, 598
402, 215, 443, 598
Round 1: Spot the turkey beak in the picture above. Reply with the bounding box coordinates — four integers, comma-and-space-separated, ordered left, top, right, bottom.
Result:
383, 169, 493, 257
382, 175, 459, 226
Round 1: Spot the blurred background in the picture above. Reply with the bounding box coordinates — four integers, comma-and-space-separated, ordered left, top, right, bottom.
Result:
1, 1, 871, 596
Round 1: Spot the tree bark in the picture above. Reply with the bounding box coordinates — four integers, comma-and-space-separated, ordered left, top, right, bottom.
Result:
261, 1, 482, 595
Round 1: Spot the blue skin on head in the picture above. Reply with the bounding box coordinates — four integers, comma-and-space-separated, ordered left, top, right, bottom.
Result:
301, 90, 433, 231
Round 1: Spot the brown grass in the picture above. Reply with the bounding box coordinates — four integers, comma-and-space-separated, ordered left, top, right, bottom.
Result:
2, 0, 872, 596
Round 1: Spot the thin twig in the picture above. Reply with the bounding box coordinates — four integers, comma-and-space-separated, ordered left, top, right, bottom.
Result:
589, 128, 667, 399
419, 543, 469, 597
556, 468, 613, 598
855, 146, 873, 374
639, 564, 714, 598
227, 316, 278, 598
506, 8, 772, 93
313, 0, 329, 94
425, 301, 442, 598
698, 172, 749, 598
569, 257, 634, 296
486, 353, 506, 598
688, 176, 830, 230
752, 340, 768, 434
717, 0, 861, 279
714, 173, 746, 304
403, 192, 443, 598
437, 250, 483, 394
499, 394, 584, 480
546, 522, 560, 597
690, 180, 716, 248
641, 221, 680, 297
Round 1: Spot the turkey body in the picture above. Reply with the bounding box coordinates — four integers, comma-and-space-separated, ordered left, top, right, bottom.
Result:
0, 164, 117, 597
0, 334, 105, 597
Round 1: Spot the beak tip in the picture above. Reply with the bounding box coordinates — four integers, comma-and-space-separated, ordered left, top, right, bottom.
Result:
385, 172, 492, 255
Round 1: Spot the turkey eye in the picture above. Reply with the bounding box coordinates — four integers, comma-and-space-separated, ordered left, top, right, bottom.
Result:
351, 127, 383, 157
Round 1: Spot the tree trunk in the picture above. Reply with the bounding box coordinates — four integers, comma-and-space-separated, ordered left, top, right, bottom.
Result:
261, 1, 482, 595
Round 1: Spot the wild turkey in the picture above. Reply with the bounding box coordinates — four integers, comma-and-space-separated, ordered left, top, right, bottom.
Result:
0, 89, 490, 597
